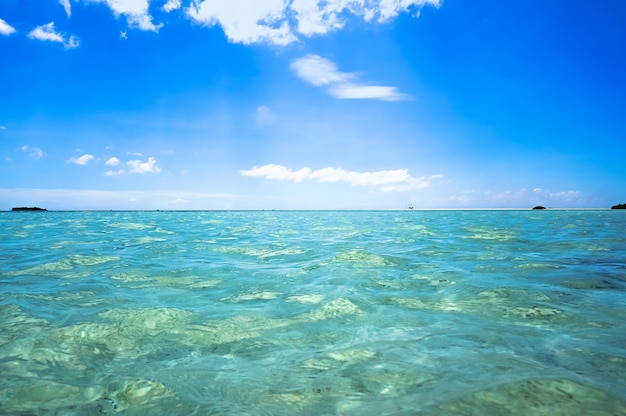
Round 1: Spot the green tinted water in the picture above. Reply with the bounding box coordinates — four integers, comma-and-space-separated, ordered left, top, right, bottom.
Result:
1, 210, 625, 414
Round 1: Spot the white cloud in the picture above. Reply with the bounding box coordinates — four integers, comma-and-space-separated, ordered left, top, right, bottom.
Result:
241, 164, 312, 182
291, 54, 409, 101
90, 0, 162, 31
105, 156, 121, 166
107, 157, 162, 175
21, 145, 47, 160
163, 0, 182, 12
187, 0, 296, 45
127, 157, 162, 174
27, 22, 80, 48
68, 154, 95, 165
241, 164, 441, 191
186, 0, 440, 45
59, 0, 72, 18
28, 22, 63, 42
0, 18, 16, 35
15, 0, 439, 44
294, 0, 442, 30
16, 1, 439, 44
290, 0, 346, 36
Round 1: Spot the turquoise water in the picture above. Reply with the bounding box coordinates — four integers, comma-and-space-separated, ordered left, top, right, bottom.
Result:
1, 210, 625, 415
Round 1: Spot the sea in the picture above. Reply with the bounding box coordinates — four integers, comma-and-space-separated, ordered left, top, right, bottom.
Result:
1, 209, 625, 415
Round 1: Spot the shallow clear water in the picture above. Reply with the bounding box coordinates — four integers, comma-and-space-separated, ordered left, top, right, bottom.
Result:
1, 210, 625, 415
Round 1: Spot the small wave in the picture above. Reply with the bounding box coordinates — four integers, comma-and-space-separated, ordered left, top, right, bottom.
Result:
287, 294, 325, 304
463, 227, 518, 241
107, 222, 154, 230
214, 245, 307, 259
233, 291, 282, 301
515, 263, 562, 269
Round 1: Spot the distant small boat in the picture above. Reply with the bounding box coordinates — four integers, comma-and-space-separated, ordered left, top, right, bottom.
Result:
12, 207, 47, 211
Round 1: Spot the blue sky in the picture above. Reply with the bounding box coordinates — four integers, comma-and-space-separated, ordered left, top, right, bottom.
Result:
1, 0, 625, 210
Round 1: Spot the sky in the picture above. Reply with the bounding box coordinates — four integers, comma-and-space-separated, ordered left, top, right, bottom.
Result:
1, 0, 625, 210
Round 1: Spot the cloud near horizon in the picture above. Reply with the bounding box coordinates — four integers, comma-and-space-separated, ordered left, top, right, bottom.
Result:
241, 164, 442, 191
484, 188, 583, 206
291, 55, 409, 101
0, 188, 242, 210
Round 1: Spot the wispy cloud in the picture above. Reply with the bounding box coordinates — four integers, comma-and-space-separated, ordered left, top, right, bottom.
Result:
291, 54, 409, 101
21, 145, 47, 160
91, 0, 162, 31
59, 0, 71, 18
0, 18, 16, 35
68, 154, 95, 165
186, 0, 440, 45
105, 157, 162, 176
241, 164, 441, 191
27, 22, 79, 48
256, 105, 276, 126
329, 84, 408, 101
289, 54, 353, 86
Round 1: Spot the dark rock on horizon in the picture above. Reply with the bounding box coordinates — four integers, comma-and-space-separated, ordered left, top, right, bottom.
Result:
611, 203, 626, 209
532, 206, 547, 210
12, 207, 48, 211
